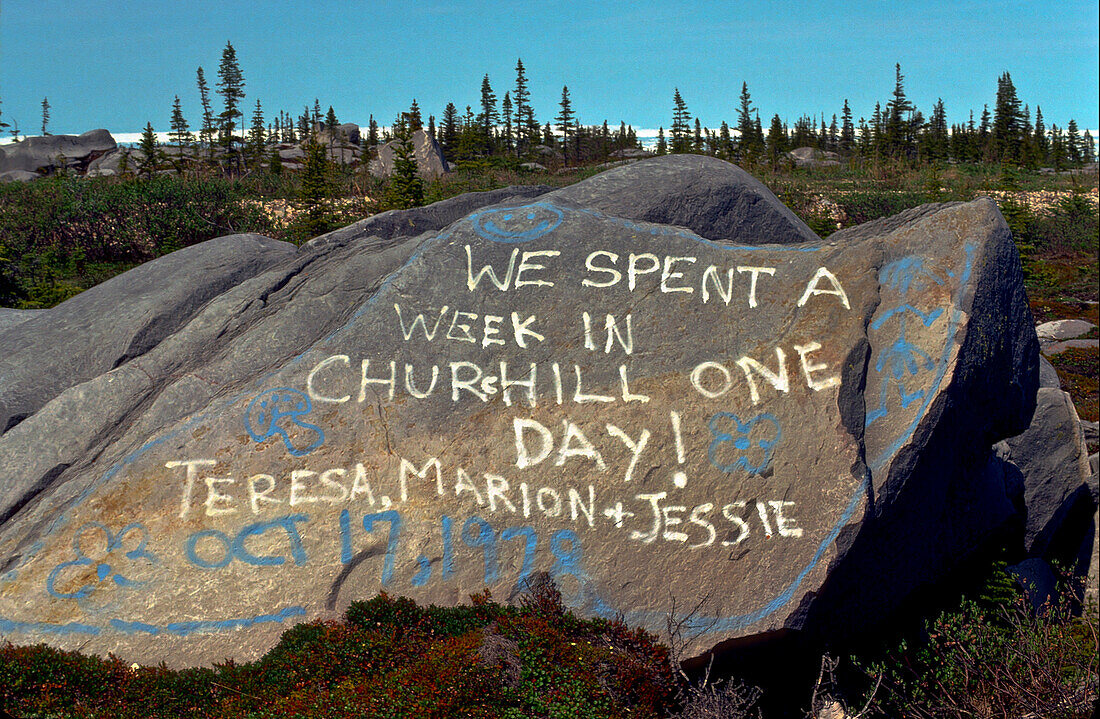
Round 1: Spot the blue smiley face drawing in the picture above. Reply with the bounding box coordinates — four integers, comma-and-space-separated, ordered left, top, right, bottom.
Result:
472, 203, 564, 242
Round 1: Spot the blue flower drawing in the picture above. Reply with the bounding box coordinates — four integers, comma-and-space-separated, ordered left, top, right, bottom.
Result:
46, 522, 159, 600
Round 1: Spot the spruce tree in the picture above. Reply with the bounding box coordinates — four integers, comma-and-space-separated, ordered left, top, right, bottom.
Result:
216, 41, 246, 154
407, 100, 422, 132
670, 89, 691, 153
299, 139, 332, 238
40, 97, 49, 135
368, 114, 380, 147
840, 99, 855, 155
386, 124, 424, 210
440, 103, 458, 156
992, 72, 1023, 164
478, 75, 498, 153
513, 58, 531, 154
717, 121, 732, 160
1049, 124, 1065, 170
196, 67, 216, 159
555, 86, 575, 163
1065, 119, 1082, 165
655, 127, 667, 155
325, 106, 339, 135
137, 122, 161, 177
978, 104, 992, 161
501, 92, 514, 153
766, 114, 786, 168
925, 98, 948, 162
1031, 106, 1047, 164
736, 82, 755, 158
247, 99, 266, 168
169, 95, 194, 159
693, 118, 703, 153
884, 63, 915, 161
1082, 131, 1096, 164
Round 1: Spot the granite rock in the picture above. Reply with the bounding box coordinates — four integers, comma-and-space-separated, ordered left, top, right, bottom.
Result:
0, 156, 1037, 668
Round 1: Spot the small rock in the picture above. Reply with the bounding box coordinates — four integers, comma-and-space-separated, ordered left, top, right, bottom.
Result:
1038, 355, 1061, 388
1042, 339, 1100, 356
1036, 319, 1096, 342
0, 169, 39, 182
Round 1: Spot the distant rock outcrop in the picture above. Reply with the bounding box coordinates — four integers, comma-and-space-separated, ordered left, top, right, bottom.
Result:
0, 155, 1064, 672
788, 146, 841, 168
368, 129, 449, 180
0, 130, 116, 177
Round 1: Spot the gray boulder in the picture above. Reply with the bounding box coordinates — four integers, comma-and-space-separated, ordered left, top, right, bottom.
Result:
789, 147, 841, 168
336, 123, 360, 146
1038, 355, 1061, 388
0, 130, 116, 175
547, 154, 820, 244
305, 185, 554, 251
86, 148, 130, 177
0, 169, 39, 183
1002, 388, 1093, 560
610, 148, 654, 159
0, 308, 47, 334
277, 145, 305, 163
0, 234, 296, 439
1036, 319, 1095, 343
0, 156, 1036, 668
369, 130, 449, 180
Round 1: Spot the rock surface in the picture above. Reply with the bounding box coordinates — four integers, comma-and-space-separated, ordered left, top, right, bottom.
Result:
1002, 388, 1093, 559
548, 155, 820, 245
369, 129, 449, 180
0, 309, 46, 334
0, 130, 116, 176
1036, 319, 1096, 343
0, 234, 296, 439
0, 156, 1037, 668
788, 147, 841, 168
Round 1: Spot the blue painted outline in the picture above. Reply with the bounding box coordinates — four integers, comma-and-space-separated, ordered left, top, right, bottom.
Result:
707, 412, 781, 475
470, 203, 564, 242
244, 388, 324, 457
1, 200, 973, 641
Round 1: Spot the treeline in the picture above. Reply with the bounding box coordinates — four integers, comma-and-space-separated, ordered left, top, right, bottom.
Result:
654, 65, 1096, 171
8, 44, 1096, 177
130, 46, 645, 178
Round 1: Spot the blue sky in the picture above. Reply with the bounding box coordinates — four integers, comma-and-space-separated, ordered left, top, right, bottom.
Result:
1, 0, 1097, 139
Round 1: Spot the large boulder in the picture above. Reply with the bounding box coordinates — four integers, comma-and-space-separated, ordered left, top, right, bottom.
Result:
369, 129, 449, 180
1001, 388, 1093, 560
0, 130, 116, 175
0, 309, 46, 334
0, 156, 1036, 669
549, 155, 819, 244
0, 234, 296, 439
305, 185, 554, 251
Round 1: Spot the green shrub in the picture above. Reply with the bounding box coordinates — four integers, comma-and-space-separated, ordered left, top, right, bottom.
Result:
0, 174, 277, 307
